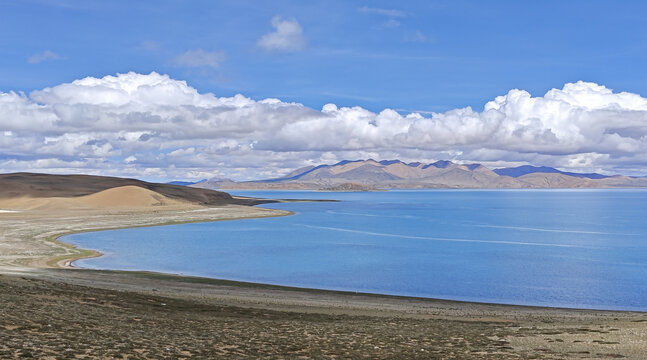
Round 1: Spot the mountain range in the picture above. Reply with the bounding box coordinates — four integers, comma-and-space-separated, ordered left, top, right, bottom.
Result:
191, 159, 647, 190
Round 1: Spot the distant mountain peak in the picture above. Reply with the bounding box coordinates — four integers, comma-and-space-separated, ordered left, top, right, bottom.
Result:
331, 160, 359, 166
167, 179, 206, 186
432, 160, 455, 168
378, 160, 403, 166
466, 164, 485, 171
493, 165, 608, 179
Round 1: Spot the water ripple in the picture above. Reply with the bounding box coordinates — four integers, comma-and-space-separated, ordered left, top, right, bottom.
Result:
301, 224, 599, 249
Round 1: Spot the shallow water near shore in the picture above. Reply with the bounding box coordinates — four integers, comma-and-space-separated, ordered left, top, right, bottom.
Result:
65, 189, 647, 311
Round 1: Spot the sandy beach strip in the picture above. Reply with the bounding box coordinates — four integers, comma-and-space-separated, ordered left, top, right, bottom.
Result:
1, 202, 646, 358
0, 201, 290, 269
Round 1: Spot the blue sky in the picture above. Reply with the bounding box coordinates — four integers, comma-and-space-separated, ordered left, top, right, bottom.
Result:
1, 0, 647, 181
2, 0, 646, 113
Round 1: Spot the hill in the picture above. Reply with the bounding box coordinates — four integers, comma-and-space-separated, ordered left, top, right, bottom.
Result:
192, 160, 647, 190
0, 173, 258, 210
0, 185, 190, 211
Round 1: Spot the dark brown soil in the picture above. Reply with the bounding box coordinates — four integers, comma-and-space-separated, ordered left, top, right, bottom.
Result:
0, 273, 522, 359
1, 271, 645, 359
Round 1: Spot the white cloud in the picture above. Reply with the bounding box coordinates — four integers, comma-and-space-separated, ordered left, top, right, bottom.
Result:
27, 50, 61, 64
257, 16, 306, 53
174, 49, 225, 68
1, 72, 647, 180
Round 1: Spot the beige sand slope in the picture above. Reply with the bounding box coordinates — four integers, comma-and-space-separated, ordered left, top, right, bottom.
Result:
79, 185, 186, 208
0, 186, 189, 211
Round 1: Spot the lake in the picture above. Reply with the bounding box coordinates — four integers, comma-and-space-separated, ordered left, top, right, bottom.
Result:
64, 189, 647, 311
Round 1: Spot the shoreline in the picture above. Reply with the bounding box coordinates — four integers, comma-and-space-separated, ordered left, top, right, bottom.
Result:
2, 201, 647, 357
43, 198, 644, 314
55, 267, 647, 314
52, 209, 296, 269
0, 202, 290, 269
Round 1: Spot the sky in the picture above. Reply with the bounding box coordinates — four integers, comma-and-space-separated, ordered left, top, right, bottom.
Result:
1, 0, 647, 181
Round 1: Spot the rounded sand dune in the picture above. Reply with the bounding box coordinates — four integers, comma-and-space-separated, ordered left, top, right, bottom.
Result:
78, 185, 185, 208
0, 186, 187, 211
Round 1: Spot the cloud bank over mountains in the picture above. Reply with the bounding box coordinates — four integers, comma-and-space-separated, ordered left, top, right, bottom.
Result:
1, 72, 647, 180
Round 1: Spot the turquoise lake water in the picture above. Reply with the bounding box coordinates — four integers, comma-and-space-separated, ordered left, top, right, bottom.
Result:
65, 190, 647, 311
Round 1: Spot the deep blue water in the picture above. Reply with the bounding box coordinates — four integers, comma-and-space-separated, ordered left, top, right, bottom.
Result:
65, 190, 647, 311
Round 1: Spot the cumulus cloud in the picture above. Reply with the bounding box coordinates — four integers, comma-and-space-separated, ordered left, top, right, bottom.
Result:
1, 72, 647, 180
27, 50, 61, 64
174, 49, 225, 68
257, 16, 306, 53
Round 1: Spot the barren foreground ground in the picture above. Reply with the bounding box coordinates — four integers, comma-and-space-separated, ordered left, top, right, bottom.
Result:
2, 269, 647, 359
1, 200, 647, 358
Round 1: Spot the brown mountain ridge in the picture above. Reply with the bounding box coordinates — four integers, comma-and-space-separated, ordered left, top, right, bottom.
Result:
192, 159, 647, 190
